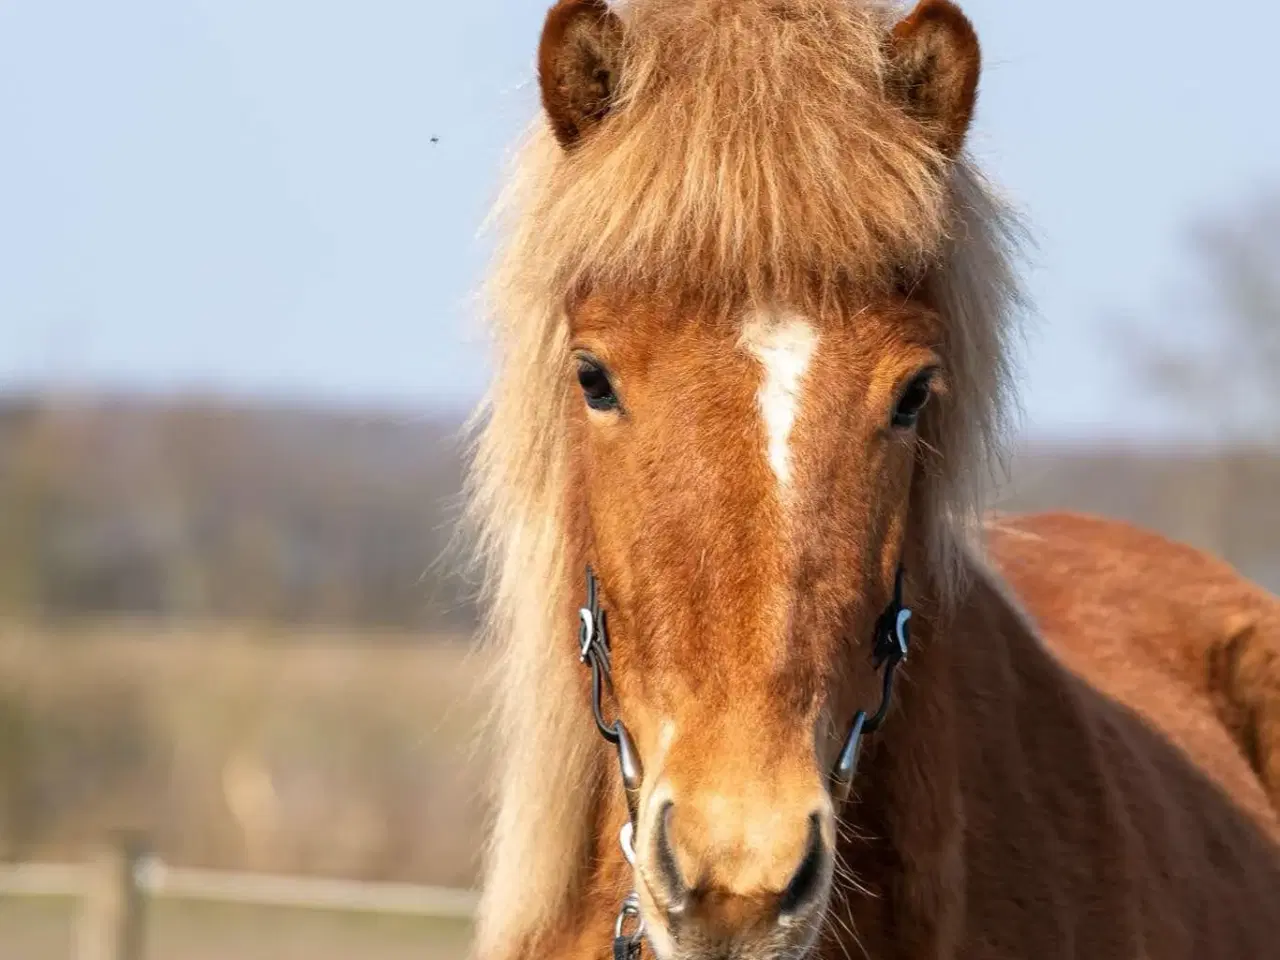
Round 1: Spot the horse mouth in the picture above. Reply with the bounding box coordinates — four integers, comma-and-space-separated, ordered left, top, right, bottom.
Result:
634, 876, 832, 960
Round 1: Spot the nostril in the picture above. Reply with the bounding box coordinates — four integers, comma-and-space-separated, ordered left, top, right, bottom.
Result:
778, 812, 827, 915
654, 800, 689, 905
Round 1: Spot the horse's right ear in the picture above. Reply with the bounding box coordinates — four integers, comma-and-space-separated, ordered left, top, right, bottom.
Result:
538, 0, 625, 150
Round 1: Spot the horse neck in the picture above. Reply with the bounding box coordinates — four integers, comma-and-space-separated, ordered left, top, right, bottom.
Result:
825, 545, 1041, 960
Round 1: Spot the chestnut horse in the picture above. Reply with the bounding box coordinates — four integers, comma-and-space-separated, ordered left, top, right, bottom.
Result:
466, 2, 1280, 959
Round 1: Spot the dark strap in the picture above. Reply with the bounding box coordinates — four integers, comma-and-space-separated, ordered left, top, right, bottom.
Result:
830, 566, 911, 802
866, 565, 911, 733
579, 566, 621, 744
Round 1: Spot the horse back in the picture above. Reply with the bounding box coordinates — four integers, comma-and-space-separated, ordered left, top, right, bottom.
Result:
988, 510, 1280, 820
952, 512, 1280, 956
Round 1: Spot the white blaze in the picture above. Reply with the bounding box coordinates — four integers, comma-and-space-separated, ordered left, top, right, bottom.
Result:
740, 312, 817, 491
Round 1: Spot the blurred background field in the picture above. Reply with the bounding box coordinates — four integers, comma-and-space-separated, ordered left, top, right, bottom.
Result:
2, 0, 1279, 957
0, 616, 485, 885
0, 896, 472, 960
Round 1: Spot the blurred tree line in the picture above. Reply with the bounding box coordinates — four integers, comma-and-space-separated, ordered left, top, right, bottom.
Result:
0, 397, 475, 631
1135, 191, 1280, 440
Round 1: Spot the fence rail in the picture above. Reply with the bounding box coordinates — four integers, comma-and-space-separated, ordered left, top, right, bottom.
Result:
0, 859, 479, 918
0, 847, 478, 960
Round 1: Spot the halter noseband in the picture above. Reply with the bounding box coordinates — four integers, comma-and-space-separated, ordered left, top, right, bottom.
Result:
576, 564, 912, 960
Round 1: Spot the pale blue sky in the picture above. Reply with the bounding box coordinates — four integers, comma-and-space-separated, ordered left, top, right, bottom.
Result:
2, 1, 1278, 440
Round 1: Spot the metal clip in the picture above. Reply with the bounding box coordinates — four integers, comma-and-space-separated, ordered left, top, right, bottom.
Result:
893, 608, 911, 660
613, 890, 645, 959
620, 821, 637, 867
579, 607, 595, 662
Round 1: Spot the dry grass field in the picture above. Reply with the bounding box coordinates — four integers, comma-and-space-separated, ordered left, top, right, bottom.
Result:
0, 619, 491, 886
0, 894, 474, 960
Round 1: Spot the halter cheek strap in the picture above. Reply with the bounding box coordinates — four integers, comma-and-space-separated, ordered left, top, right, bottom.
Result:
830, 564, 911, 803
576, 564, 912, 960
577, 567, 646, 960
578, 570, 644, 822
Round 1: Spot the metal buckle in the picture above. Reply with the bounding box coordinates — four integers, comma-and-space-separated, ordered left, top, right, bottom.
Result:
614, 892, 644, 941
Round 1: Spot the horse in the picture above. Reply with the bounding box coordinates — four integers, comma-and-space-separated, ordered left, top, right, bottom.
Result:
464, 2, 1280, 959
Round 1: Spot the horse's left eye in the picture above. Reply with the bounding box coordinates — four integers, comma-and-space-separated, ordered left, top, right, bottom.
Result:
577, 359, 619, 412
892, 369, 936, 429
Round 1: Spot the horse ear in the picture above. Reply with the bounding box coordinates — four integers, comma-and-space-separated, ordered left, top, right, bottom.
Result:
538, 0, 625, 150
886, 0, 981, 157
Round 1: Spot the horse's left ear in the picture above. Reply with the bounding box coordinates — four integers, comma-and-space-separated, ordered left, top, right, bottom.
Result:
886, 0, 981, 157
538, 0, 625, 150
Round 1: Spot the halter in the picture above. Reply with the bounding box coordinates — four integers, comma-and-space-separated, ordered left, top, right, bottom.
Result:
577, 564, 912, 960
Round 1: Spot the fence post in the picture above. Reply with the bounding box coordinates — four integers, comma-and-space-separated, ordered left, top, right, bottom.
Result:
75, 833, 148, 960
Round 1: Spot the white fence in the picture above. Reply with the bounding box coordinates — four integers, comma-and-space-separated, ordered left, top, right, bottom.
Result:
0, 849, 477, 960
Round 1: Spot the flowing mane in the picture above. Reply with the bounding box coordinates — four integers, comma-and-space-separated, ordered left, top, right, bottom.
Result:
465, 1, 1026, 955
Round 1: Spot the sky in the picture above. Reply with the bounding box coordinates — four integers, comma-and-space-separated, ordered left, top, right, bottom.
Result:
2, 0, 1279, 442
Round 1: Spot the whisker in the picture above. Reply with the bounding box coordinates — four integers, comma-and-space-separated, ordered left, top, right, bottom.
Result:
823, 882, 872, 960
831, 844, 879, 900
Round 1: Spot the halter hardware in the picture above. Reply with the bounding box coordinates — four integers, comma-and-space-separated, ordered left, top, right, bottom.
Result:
576, 563, 912, 960
829, 565, 911, 803
579, 568, 644, 822
578, 566, 647, 960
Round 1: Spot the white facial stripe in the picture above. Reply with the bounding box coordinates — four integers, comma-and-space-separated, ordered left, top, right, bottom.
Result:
741, 312, 818, 490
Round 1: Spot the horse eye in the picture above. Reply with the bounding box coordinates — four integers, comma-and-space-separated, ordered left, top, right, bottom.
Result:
891, 369, 936, 429
576, 358, 619, 412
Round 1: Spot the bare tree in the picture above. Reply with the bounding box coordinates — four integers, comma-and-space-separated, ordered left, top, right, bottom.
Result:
1135, 193, 1280, 441
1123, 191, 1280, 571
